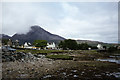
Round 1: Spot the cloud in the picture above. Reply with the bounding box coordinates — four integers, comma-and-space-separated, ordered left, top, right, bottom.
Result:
2, 2, 63, 35
54, 2, 118, 43
2, 2, 118, 43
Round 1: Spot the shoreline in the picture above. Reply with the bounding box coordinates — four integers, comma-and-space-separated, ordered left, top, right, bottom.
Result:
2, 50, 120, 79
2, 59, 120, 79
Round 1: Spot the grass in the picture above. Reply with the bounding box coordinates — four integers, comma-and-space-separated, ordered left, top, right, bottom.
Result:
46, 54, 73, 60
16, 49, 68, 54
72, 50, 104, 58
16, 49, 117, 60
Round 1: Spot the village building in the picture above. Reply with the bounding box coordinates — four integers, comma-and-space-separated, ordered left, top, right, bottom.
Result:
24, 42, 29, 47
46, 42, 56, 49
88, 47, 91, 50
21, 42, 57, 50
6, 39, 19, 47
12, 40, 19, 47
97, 44, 104, 50
23, 42, 36, 49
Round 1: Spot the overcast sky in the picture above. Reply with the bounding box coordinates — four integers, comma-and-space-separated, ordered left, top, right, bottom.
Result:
2, 2, 118, 43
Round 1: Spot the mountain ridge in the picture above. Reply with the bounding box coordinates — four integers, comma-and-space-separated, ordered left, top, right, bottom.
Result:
1, 25, 108, 45
10, 25, 64, 44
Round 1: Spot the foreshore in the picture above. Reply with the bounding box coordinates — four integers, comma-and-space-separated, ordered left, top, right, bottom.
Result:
2, 50, 120, 80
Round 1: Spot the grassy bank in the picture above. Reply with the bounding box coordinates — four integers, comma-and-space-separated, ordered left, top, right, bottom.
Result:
46, 54, 73, 60
16, 49, 113, 60
16, 49, 68, 54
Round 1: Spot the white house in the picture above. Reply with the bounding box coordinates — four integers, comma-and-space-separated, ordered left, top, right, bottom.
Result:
24, 42, 29, 47
23, 42, 36, 49
46, 42, 56, 49
97, 44, 104, 50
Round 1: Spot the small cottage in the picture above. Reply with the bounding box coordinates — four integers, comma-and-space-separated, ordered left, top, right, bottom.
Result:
97, 44, 104, 50
23, 42, 36, 49
46, 42, 56, 49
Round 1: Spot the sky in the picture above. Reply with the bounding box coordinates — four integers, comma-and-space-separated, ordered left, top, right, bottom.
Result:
2, 2, 118, 43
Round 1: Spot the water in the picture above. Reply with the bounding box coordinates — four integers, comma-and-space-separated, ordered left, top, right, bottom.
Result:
97, 58, 120, 64
111, 72, 120, 78
43, 75, 52, 79
41, 55, 120, 79
109, 55, 120, 59
96, 55, 120, 78
19, 74, 28, 78
97, 55, 120, 64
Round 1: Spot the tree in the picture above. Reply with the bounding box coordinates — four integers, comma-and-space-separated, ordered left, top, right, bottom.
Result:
58, 39, 78, 50
33, 40, 47, 49
2, 39, 9, 45
107, 46, 117, 52
78, 43, 90, 50
58, 41, 66, 49
103, 46, 107, 50
58, 39, 91, 50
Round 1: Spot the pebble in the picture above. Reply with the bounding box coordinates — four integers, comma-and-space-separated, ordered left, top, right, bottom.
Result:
73, 75, 78, 77
31, 68, 34, 71
82, 71, 85, 74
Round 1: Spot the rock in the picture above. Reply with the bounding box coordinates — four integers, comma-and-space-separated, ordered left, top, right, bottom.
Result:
2, 51, 41, 62
40, 65, 43, 67
31, 68, 34, 71
73, 58, 77, 61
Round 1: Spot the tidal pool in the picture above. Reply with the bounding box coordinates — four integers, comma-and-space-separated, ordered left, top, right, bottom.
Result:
97, 58, 120, 64
96, 55, 120, 78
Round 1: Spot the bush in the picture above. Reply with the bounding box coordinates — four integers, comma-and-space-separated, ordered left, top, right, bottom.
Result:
59, 39, 78, 50
33, 40, 47, 49
78, 43, 90, 50
107, 46, 117, 52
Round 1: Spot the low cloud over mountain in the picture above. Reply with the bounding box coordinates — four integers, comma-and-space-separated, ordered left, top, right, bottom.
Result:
1, 25, 65, 44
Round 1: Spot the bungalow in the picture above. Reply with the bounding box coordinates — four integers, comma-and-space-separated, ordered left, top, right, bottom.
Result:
97, 44, 104, 50
46, 42, 56, 49
23, 42, 36, 49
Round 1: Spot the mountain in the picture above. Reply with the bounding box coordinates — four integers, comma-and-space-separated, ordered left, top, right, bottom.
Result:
0, 34, 11, 39
76, 39, 108, 46
76, 40, 103, 44
11, 25, 65, 44
1, 25, 111, 46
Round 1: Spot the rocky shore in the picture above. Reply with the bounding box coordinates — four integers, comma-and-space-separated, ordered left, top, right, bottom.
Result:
2, 50, 120, 80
